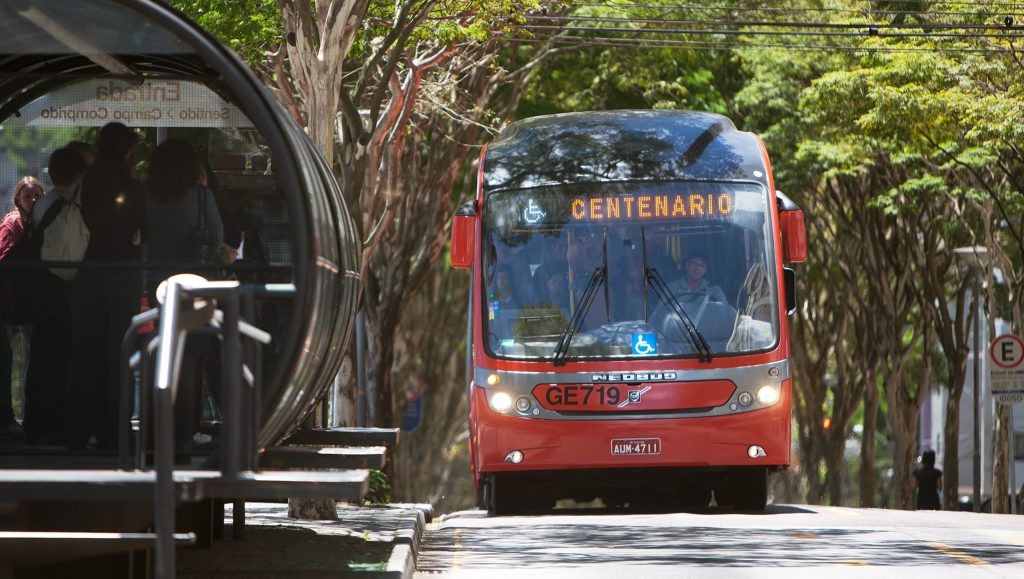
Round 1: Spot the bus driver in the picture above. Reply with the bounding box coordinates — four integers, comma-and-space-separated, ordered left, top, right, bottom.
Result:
672, 250, 726, 303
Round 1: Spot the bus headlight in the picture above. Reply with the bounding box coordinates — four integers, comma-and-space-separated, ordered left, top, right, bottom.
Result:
515, 396, 532, 413
756, 385, 780, 406
489, 392, 513, 413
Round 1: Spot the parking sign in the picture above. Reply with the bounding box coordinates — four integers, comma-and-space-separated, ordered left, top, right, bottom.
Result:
989, 334, 1024, 404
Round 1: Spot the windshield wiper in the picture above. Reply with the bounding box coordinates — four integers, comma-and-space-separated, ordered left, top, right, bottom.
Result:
646, 267, 713, 363
553, 266, 606, 366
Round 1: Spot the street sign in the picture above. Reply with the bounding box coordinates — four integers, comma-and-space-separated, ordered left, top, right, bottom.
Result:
989, 334, 1024, 404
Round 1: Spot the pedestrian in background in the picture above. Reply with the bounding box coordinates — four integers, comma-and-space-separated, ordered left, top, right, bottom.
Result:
913, 449, 942, 510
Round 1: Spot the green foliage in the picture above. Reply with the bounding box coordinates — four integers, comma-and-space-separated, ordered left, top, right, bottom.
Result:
0, 126, 92, 189
170, 0, 1024, 509
517, 1, 735, 116
172, 0, 281, 63
364, 469, 392, 505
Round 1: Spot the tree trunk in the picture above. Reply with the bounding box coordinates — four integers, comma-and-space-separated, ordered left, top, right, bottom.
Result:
860, 378, 879, 507
993, 403, 1010, 513
942, 386, 963, 510
889, 399, 920, 510
824, 433, 846, 506
366, 313, 397, 429
331, 355, 356, 427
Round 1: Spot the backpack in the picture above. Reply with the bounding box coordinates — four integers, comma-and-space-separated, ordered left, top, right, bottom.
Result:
40, 187, 90, 281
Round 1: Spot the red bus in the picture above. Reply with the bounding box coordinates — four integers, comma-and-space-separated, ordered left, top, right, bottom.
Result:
450, 111, 806, 514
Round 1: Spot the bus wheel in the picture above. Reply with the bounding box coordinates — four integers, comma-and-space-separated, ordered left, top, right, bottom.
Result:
486, 474, 521, 516
730, 467, 768, 511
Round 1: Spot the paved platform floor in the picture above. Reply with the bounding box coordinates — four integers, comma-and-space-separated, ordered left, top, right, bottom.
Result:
177, 502, 430, 578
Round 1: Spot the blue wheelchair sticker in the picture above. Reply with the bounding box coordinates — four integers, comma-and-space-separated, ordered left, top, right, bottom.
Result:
631, 333, 657, 355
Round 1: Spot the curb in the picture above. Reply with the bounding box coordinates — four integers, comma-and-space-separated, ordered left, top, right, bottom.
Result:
384, 503, 433, 578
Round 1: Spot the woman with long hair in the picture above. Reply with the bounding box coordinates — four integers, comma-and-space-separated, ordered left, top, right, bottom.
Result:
144, 137, 224, 297
0, 176, 43, 441
144, 138, 226, 454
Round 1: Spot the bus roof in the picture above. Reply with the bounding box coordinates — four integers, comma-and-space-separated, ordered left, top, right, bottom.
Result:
482, 110, 771, 194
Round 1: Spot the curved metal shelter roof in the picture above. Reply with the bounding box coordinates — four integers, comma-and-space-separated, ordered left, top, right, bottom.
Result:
0, 0, 360, 446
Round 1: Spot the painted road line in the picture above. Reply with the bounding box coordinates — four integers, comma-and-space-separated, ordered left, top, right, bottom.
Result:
787, 531, 817, 540
927, 542, 991, 566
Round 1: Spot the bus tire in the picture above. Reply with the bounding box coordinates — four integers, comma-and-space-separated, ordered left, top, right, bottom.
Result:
487, 474, 521, 516
732, 467, 768, 511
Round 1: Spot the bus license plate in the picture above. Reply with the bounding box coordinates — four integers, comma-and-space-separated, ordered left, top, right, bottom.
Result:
610, 437, 661, 456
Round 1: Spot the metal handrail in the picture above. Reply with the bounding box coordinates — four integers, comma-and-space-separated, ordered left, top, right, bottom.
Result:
118, 309, 161, 469
146, 278, 276, 579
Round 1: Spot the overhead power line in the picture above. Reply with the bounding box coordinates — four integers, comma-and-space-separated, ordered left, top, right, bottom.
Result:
525, 14, 1023, 32
522, 23, 1024, 39
539, 2, 1023, 18
516, 32, 1023, 54
557, 0, 1024, 8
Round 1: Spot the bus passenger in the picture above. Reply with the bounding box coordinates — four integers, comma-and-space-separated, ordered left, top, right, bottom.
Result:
66, 140, 96, 169
67, 122, 147, 451
0, 177, 43, 259
0, 177, 43, 442
26, 148, 88, 448
145, 138, 225, 297
489, 266, 519, 339
145, 137, 226, 454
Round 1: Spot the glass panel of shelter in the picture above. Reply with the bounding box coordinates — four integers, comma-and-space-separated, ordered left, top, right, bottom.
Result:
0, 78, 294, 451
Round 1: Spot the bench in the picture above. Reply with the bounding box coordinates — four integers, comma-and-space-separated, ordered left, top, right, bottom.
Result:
0, 531, 195, 567
280, 427, 399, 448
259, 446, 387, 470
0, 469, 369, 503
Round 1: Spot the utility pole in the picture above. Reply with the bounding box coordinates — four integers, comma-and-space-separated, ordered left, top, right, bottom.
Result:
955, 246, 988, 513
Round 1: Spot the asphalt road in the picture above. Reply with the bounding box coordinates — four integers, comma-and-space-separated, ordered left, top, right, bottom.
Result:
415, 505, 1024, 578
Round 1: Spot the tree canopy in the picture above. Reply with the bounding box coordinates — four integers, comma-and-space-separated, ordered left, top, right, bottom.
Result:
174, 0, 1024, 511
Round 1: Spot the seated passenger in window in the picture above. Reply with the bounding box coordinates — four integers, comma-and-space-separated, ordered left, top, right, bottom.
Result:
543, 270, 570, 313
670, 250, 727, 304
489, 266, 519, 338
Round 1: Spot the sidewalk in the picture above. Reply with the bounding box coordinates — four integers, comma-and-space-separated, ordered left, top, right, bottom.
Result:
177, 502, 432, 578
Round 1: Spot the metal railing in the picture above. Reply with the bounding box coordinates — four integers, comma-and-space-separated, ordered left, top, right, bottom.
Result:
117, 276, 283, 579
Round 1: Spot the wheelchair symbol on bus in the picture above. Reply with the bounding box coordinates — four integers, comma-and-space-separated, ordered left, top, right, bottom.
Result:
523, 199, 546, 224
632, 333, 657, 355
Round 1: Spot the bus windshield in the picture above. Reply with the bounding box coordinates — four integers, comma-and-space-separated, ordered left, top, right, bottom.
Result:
482, 181, 778, 361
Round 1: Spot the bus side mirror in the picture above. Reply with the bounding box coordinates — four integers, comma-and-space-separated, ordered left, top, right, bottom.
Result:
780, 210, 806, 263
776, 191, 806, 264
784, 267, 797, 316
450, 201, 477, 269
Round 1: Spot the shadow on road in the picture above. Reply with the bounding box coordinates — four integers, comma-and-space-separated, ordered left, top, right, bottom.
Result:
419, 512, 1024, 571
